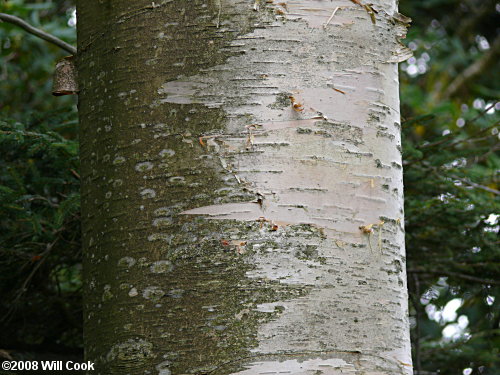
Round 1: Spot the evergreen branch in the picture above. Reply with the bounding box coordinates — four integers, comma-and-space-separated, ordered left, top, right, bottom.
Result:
0, 13, 76, 54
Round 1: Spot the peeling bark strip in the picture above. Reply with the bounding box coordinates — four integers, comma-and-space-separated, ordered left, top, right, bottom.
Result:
77, 1, 412, 374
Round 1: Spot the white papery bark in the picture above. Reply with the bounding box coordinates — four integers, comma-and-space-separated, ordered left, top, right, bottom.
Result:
78, 1, 412, 374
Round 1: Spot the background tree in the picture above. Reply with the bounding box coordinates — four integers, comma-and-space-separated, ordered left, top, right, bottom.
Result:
0, 0, 498, 374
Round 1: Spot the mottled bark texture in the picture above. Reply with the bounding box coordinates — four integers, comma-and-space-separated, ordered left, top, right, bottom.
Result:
77, 1, 412, 374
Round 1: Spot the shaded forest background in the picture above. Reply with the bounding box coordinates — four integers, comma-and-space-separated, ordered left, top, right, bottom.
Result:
0, 0, 498, 374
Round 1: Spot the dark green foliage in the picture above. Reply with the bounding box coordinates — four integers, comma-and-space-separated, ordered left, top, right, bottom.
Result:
403, 115, 499, 374
0, 109, 82, 356
400, 0, 499, 373
0, 0, 82, 363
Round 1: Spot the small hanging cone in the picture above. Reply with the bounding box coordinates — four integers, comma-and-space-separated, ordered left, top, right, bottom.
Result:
52, 55, 79, 96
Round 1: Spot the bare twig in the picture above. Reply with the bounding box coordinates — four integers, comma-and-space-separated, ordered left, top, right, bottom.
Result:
13, 237, 59, 305
407, 269, 500, 285
441, 34, 500, 100
468, 103, 498, 123
456, 0, 496, 40
0, 13, 76, 54
418, 105, 498, 149
450, 174, 500, 195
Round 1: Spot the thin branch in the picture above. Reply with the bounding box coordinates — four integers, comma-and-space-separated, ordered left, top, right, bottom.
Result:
13, 237, 59, 305
468, 102, 498, 124
441, 34, 500, 100
472, 141, 500, 164
407, 269, 500, 285
418, 106, 498, 150
456, 0, 496, 40
450, 174, 500, 195
420, 328, 500, 357
0, 13, 76, 54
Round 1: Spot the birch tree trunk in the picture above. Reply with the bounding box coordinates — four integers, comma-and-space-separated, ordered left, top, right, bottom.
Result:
77, 1, 413, 374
